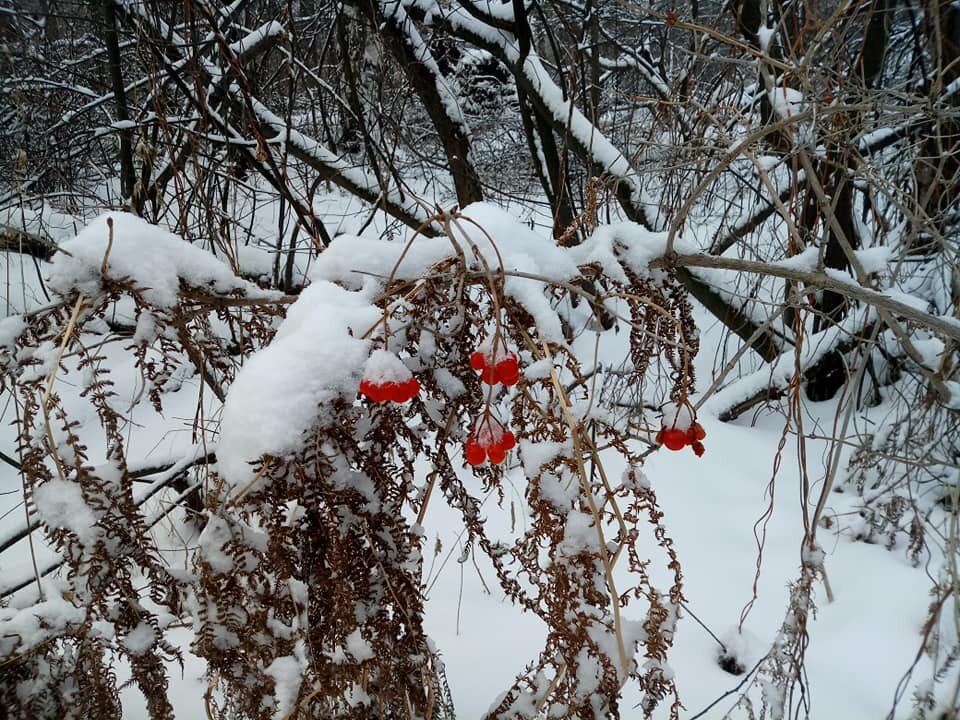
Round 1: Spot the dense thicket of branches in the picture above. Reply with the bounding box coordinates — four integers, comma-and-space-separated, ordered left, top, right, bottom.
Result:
1, 0, 958, 717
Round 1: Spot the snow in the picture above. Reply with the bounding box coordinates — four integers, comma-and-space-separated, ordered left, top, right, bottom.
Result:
233, 242, 274, 279
767, 86, 805, 120
329, 628, 375, 664
0, 313, 25, 352
309, 233, 449, 289
264, 652, 304, 718
47, 213, 277, 308
227, 20, 284, 56
441, 7, 660, 225
0, 173, 951, 720
522, 357, 554, 380
460, 0, 516, 22
122, 621, 157, 656
910, 335, 945, 370
944, 380, 960, 409
248, 98, 432, 228
432, 367, 466, 398
756, 26, 775, 53
855, 245, 891, 275
660, 400, 694, 430
519, 439, 571, 477
378, 0, 471, 139
880, 287, 931, 312
196, 516, 235, 574
571, 221, 696, 282
0, 590, 87, 657
555, 511, 599, 559
704, 305, 877, 415
573, 648, 602, 696
309, 205, 686, 335
1, 235, 946, 720
800, 543, 825, 568
719, 625, 764, 669
312, 202, 588, 343
32, 479, 100, 547
363, 349, 414, 382
216, 281, 380, 491
773, 245, 819, 272
344, 628, 374, 661
622, 465, 650, 491
537, 470, 580, 510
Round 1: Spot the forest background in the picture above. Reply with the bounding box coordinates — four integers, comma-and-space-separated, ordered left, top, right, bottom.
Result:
0, 0, 959, 718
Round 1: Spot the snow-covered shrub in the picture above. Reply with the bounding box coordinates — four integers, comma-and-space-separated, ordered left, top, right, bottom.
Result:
0, 213, 283, 719
195, 203, 702, 718
1, 205, 704, 719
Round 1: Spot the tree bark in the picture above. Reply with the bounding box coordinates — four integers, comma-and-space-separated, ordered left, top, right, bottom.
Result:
102, 0, 136, 206
354, 0, 484, 208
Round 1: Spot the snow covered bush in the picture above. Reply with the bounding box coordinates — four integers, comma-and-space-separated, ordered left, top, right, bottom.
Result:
1, 214, 283, 718
197, 203, 706, 718
1, 205, 706, 718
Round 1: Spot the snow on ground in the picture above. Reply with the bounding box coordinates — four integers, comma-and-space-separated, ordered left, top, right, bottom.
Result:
0, 199, 944, 719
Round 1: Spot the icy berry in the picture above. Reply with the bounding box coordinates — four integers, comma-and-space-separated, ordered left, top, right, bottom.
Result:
473, 341, 521, 387
380, 381, 400, 402
661, 428, 688, 451
486, 442, 506, 465
691, 441, 705, 457
495, 355, 520, 386
464, 439, 486, 466
465, 417, 515, 466
358, 378, 377, 402
499, 366, 520, 386
480, 365, 498, 384
689, 422, 706, 441
402, 377, 420, 401
359, 350, 419, 403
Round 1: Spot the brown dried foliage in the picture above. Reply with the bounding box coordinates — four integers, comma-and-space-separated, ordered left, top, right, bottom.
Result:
2, 268, 280, 719
4, 213, 700, 719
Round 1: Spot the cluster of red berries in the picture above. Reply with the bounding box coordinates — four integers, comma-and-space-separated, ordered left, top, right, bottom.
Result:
361, 343, 524, 467
464, 418, 516, 466
463, 340, 523, 465
359, 350, 420, 404
470, 347, 520, 386
656, 422, 706, 456
359, 376, 420, 403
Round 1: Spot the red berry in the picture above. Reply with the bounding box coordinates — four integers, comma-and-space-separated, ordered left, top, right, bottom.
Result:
691, 441, 705, 457
655, 429, 664, 444
403, 377, 420, 401
501, 430, 516, 450
662, 428, 687, 451
486, 442, 506, 464
690, 422, 706, 441
498, 367, 520, 386
464, 439, 486, 466
480, 366, 498, 385
497, 361, 520, 386
495, 355, 519, 382
377, 381, 397, 402
470, 351, 487, 370
360, 379, 384, 402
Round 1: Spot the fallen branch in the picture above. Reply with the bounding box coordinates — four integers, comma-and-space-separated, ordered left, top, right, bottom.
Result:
654, 253, 960, 344
0, 225, 59, 260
